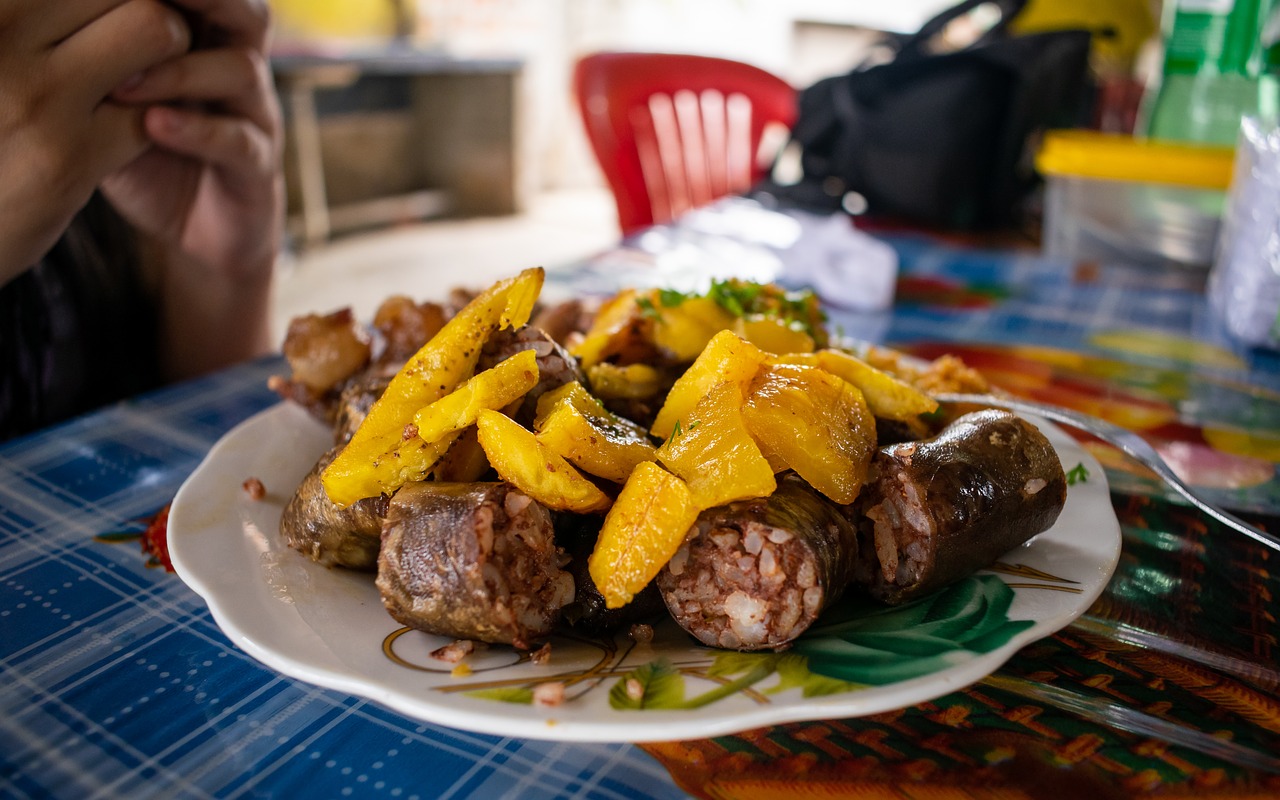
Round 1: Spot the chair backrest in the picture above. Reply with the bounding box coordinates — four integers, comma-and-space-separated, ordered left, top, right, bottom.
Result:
574, 52, 797, 236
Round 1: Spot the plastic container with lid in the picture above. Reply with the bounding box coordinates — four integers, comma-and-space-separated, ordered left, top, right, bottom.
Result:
1036, 130, 1236, 271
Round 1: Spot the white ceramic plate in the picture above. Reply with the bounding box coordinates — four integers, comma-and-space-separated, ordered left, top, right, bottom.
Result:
169, 402, 1120, 743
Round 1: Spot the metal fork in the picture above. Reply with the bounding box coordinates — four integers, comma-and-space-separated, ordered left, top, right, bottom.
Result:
932, 393, 1280, 554
981, 673, 1280, 773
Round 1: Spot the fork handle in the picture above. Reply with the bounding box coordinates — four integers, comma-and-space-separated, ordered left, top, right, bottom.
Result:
933, 393, 1280, 554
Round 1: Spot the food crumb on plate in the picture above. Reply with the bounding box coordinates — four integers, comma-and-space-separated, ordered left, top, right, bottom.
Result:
533, 682, 565, 707
628, 623, 654, 644
242, 477, 266, 500
432, 639, 475, 663
530, 642, 552, 665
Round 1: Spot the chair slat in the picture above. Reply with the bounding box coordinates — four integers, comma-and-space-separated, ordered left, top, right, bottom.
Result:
575, 52, 796, 234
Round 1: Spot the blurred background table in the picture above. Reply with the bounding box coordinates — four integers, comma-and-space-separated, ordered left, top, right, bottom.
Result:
4, 208, 1280, 798
273, 49, 524, 249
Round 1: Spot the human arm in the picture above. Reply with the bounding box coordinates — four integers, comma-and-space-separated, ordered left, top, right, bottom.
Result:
102, 0, 285, 381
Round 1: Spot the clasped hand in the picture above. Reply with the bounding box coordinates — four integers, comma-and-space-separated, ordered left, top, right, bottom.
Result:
0, 0, 283, 287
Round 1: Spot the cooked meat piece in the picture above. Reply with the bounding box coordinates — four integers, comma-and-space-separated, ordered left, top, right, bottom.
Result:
332, 373, 390, 445
377, 482, 575, 647
531, 298, 591, 347
274, 299, 451, 431
267, 373, 333, 425
555, 514, 665, 636
657, 475, 860, 651
854, 409, 1067, 604
282, 308, 373, 396
562, 553, 665, 636
272, 308, 374, 427
478, 325, 585, 425
371, 295, 447, 367
911, 354, 991, 395
874, 416, 936, 447
446, 287, 478, 315
280, 446, 388, 570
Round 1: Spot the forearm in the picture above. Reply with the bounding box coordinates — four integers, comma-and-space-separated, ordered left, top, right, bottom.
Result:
154, 245, 276, 381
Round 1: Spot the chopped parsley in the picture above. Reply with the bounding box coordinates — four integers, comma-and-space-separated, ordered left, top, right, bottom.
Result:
635, 295, 661, 320
665, 418, 700, 446
639, 279, 829, 345
657, 288, 688, 308
1066, 463, 1090, 486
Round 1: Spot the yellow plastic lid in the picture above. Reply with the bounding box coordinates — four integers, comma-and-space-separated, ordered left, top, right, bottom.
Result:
1035, 130, 1235, 190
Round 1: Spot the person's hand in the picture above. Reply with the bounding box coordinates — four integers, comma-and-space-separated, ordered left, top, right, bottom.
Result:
101, 0, 283, 286
0, 0, 192, 284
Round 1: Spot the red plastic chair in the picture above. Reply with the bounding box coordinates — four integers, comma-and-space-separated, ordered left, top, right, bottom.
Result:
574, 52, 797, 236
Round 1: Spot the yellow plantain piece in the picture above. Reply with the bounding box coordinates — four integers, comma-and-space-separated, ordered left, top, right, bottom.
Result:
476, 409, 612, 514
585, 362, 666, 401
733, 315, 816, 355
742, 363, 876, 505
650, 296, 735, 362
321, 267, 543, 507
588, 461, 700, 609
569, 288, 642, 369
412, 350, 539, 442
657, 381, 776, 510
533, 382, 657, 483
813, 349, 938, 421
651, 330, 768, 439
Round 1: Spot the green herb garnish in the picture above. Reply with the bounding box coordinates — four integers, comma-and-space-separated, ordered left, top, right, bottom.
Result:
657, 288, 689, 308
635, 295, 661, 320
1066, 463, 1090, 486
639, 279, 829, 346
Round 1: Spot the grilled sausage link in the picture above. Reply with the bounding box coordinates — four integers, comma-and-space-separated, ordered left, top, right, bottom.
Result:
854, 409, 1067, 604
377, 482, 575, 647
657, 475, 860, 651
281, 446, 388, 570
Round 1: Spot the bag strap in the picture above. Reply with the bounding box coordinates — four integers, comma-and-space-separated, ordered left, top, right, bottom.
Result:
896, 0, 1029, 59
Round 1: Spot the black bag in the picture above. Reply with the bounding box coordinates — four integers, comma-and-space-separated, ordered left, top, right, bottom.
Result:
765, 0, 1092, 230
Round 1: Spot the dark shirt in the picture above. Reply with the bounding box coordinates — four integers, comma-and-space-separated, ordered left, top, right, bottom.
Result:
0, 195, 160, 441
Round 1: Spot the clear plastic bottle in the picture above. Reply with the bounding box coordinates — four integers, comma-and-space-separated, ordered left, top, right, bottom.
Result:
1144, 0, 1280, 145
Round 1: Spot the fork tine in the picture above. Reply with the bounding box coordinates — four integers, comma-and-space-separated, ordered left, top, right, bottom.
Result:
933, 393, 1280, 554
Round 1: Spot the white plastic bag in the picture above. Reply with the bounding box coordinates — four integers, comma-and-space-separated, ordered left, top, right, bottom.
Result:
1209, 117, 1280, 348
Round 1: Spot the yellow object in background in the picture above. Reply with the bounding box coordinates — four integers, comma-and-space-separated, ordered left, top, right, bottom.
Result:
1011, 0, 1156, 75
270, 0, 399, 41
1036, 130, 1234, 190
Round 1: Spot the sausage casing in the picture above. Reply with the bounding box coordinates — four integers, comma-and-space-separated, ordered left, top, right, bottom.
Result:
854, 409, 1067, 604
377, 482, 575, 647
281, 446, 388, 570
657, 475, 860, 651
